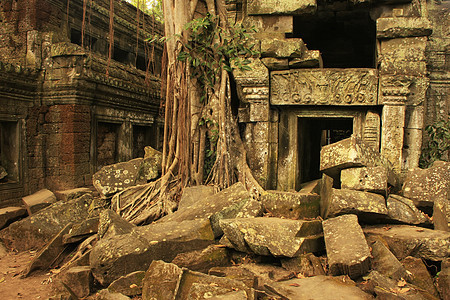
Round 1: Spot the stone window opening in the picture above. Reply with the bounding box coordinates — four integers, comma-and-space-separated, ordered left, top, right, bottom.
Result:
289, 2, 377, 68
0, 120, 20, 184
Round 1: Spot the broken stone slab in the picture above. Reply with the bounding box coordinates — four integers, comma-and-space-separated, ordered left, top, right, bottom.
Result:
95, 289, 131, 300
323, 214, 371, 279
247, 0, 316, 16
178, 185, 215, 210
261, 57, 289, 70
401, 256, 440, 298
93, 157, 160, 198
159, 182, 262, 238
22, 189, 57, 215
24, 223, 72, 276
53, 266, 93, 299
142, 260, 254, 300
436, 258, 449, 300
364, 225, 450, 261
299, 179, 321, 194
239, 263, 297, 285
208, 290, 248, 300
280, 253, 325, 277
54, 187, 93, 202
208, 266, 258, 289
320, 178, 388, 220
260, 38, 306, 58
261, 190, 320, 219
433, 198, 449, 231
63, 217, 99, 244
264, 275, 374, 300
386, 194, 430, 225
98, 209, 135, 239
289, 50, 323, 68
320, 135, 393, 181
142, 146, 162, 181
340, 166, 388, 195
402, 160, 450, 207
171, 244, 230, 273
220, 217, 323, 257
366, 235, 410, 281
107, 271, 146, 297
0, 206, 27, 229
377, 17, 433, 39
0, 194, 93, 251
90, 218, 215, 285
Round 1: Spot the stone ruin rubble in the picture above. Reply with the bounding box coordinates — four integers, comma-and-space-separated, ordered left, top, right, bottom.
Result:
0, 136, 449, 300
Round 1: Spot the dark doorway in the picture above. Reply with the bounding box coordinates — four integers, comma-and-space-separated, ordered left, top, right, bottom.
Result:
298, 117, 353, 184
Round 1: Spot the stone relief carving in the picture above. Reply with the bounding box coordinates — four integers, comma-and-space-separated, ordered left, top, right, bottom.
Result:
271, 69, 378, 106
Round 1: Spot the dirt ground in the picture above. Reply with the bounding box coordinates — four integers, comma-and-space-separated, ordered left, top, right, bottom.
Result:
0, 245, 54, 300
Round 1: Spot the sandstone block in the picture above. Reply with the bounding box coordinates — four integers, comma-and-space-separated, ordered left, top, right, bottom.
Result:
261, 38, 305, 58
63, 217, 99, 244
247, 0, 316, 16
0, 206, 27, 229
56, 266, 93, 299
107, 271, 145, 297
54, 187, 92, 202
261, 190, 320, 219
22, 189, 57, 215
98, 209, 135, 239
386, 194, 430, 225
433, 198, 449, 231
364, 225, 450, 261
261, 57, 289, 70
243, 15, 293, 33
178, 185, 215, 210
289, 50, 322, 68
95, 289, 131, 300
436, 258, 450, 300
171, 244, 230, 273
402, 256, 440, 298
280, 253, 325, 277
208, 266, 258, 289
341, 167, 388, 195
323, 214, 371, 279
220, 217, 323, 257
377, 17, 433, 39
380, 37, 427, 75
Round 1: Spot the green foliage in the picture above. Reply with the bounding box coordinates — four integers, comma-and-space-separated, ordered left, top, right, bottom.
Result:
125, 0, 163, 23
419, 119, 450, 168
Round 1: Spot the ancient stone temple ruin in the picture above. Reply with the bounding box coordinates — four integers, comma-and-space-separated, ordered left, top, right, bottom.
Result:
228, 0, 449, 190
0, 0, 163, 206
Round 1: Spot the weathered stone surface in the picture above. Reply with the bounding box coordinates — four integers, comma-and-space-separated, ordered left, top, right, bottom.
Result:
95, 289, 131, 300
24, 223, 72, 276
264, 275, 373, 300
220, 217, 323, 257
247, 0, 316, 16
289, 50, 322, 68
320, 135, 388, 179
22, 189, 57, 215
0, 206, 27, 229
436, 258, 450, 300
54, 266, 93, 299
387, 195, 430, 225
261, 190, 320, 219
402, 256, 440, 298
159, 183, 262, 238
208, 290, 248, 300
54, 187, 92, 202
261, 38, 305, 58
380, 37, 427, 75
323, 214, 371, 279
208, 266, 258, 289
171, 244, 230, 273
261, 57, 289, 70
178, 185, 215, 211
142, 260, 184, 300
364, 225, 450, 261
243, 15, 293, 33
0, 194, 93, 251
239, 263, 297, 284
299, 179, 321, 194
141, 146, 163, 182
63, 217, 99, 244
434, 197, 449, 231
90, 219, 215, 285
366, 236, 410, 281
107, 271, 145, 297
321, 187, 388, 219
377, 17, 433, 39
402, 161, 450, 207
280, 253, 325, 277
341, 167, 388, 195
98, 209, 135, 239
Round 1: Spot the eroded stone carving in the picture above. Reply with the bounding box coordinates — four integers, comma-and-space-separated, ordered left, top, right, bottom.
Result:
271, 69, 378, 106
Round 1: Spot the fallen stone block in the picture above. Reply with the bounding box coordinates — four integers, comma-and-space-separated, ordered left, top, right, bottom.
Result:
261, 38, 306, 58
95, 289, 131, 300
280, 253, 325, 277
90, 219, 215, 285
208, 290, 248, 300
261, 57, 289, 70
0, 206, 27, 229
98, 209, 135, 239
298, 179, 321, 194
402, 256, 440, 298
107, 271, 145, 297
142, 146, 163, 181
247, 0, 316, 16
171, 244, 230, 273
402, 160, 450, 207
320, 135, 390, 180
0, 194, 93, 251
364, 225, 450, 261
208, 266, 258, 289
289, 50, 323, 68
320, 177, 387, 219
264, 275, 374, 300
239, 263, 297, 285
54, 266, 93, 299
436, 258, 449, 300
22, 189, 57, 215
366, 236, 410, 281
323, 214, 371, 279
63, 217, 99, 244
159, 182, 262, 237
387, 194, 430, 225
220, 217, 323, 257
341, 166, 388, 195
434, 198, 449, 231
54, 187, 92, 202
261, 190, 320, 219
178, 185, 215, 210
